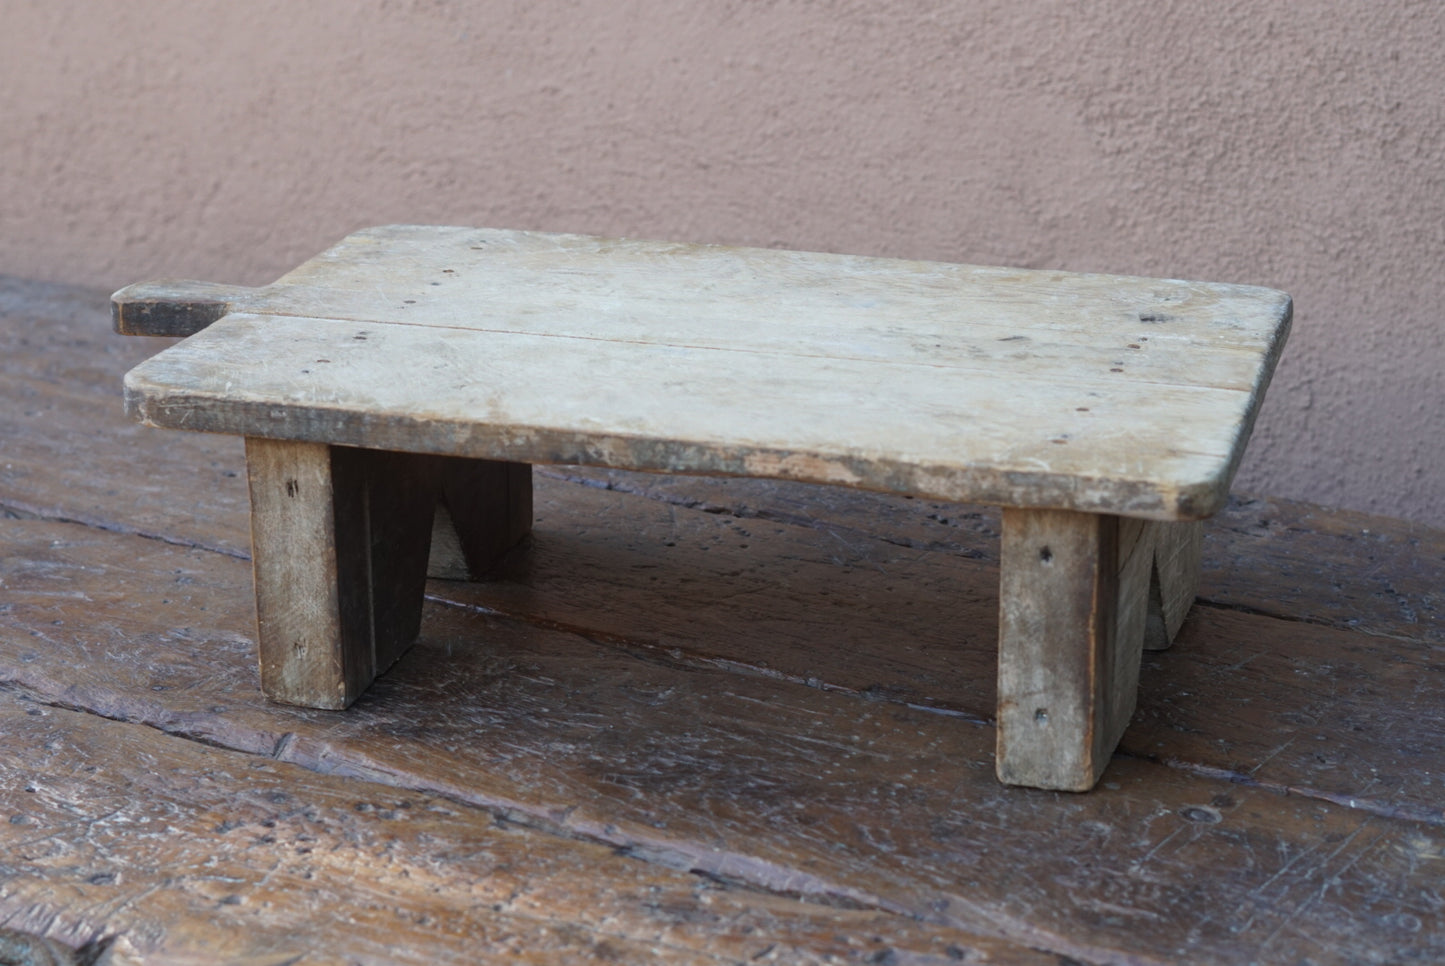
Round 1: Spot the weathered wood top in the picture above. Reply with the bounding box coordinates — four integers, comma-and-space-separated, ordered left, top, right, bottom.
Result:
116, 226, 1291, 519
3, 276, 1442, 963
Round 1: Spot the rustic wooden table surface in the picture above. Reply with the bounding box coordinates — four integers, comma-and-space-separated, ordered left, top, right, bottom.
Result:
1, 275, 1441, 963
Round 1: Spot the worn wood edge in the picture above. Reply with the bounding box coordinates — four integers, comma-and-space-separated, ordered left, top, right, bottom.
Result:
111, 280, 260, 336
1180, 295, 1294, 515
121, 376, 1222, 521
1139, 296, 1290, 521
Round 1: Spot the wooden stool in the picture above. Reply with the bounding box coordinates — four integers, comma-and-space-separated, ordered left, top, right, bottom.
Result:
113, 226, 1291, 791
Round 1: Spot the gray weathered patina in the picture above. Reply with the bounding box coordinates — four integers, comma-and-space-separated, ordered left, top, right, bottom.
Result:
114, 225, 1292, 790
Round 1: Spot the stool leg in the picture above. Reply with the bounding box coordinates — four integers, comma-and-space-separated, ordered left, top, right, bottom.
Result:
996, 509, 1154, 791
245, 438, 434, 709
427, 457, 533, 581
1143, 520, 1203, 651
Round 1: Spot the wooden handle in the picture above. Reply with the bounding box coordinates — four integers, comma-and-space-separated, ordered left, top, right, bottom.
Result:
111, 279, 260, 337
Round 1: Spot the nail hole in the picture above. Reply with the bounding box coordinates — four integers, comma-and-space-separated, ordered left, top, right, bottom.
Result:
1034, 708, 1048, 724
1040, 546, 1053, 563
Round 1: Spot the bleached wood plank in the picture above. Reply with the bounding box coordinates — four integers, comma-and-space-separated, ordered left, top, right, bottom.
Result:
130, 312, 1263, 519
233, 226, 1291, 355
115, 227, 1289, 355
116, 225, 1291, 520
115, 274, 1276, 392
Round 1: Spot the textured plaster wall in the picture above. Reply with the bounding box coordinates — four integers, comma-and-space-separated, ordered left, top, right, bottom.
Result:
2, 0, 1442, 524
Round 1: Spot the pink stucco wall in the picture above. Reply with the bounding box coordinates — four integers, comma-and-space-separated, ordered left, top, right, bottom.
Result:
3, 1, 1441, 524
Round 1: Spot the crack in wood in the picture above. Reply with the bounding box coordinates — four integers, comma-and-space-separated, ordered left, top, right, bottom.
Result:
0, 501, 250, 562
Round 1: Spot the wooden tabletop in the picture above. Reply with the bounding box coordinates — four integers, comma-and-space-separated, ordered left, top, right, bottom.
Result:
6, 276, 1437, 965
117, 226, 1291, 519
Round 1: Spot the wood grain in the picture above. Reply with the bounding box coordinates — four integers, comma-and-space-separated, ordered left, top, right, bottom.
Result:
996, 510, 1153, 789
117, 225, 1292, 518
246, 438, 434, 708
5, 276, 1444, 962
428, 456, 533, 581
0, 691, 1045, 965
110, 279, 256, 337
1150, 519, 1203, 647
3, 518, 1442, 963
0, 277, 250, 557
246, 438, 349, 706
115, 229, 1287, 771
4, 297, 1439, 813
1, 285, 1439, 813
